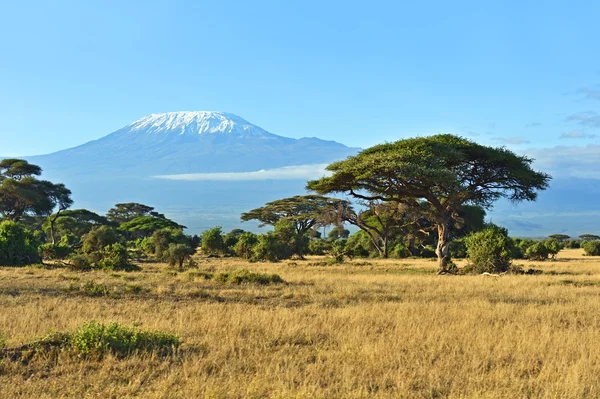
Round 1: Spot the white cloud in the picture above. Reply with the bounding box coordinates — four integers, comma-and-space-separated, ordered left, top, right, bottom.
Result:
153, 164, 330, 181
529, 144, 600, 178
559, 130, 597, 139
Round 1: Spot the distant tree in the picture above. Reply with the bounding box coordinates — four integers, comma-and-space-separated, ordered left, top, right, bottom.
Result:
307, 134, 551, 273
0, 159, 73, 223
224, 229, 246, 252
548, 234, 570, 242
233, 232, 259, 259
327, 226, 350, 240
582, 240, 600, 256
106, 203, 157, 224
43, 209, 110, 246
118, 215, 184, 239
241, 195, 350, 235
165, 243, 195, 269
580, 234, 600, 241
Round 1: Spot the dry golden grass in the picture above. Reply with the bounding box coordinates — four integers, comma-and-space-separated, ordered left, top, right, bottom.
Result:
2, 249, 600, 398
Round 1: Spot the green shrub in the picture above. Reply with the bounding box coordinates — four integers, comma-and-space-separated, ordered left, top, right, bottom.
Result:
214, 269, 285, 285
165, 243, 194, 269
345, 231, 373, 258
582, 240, 600, 256
81, 281, 111, 297
449, 238, 467, 258
70, 321, 181, 357
420, 245, 437, 258
464, 225, 512, 273
564, 240, 581, 249
97, 243, 131, 271
525, 241, 551, 261
40, 243, 72, 260
233, 232, 259, 259
0, 220, 41, 266
67, 254, 91, 271
252, 233, 284, 262
201, 226, 224, 256
308, 239, 331, 256
389, 242, 411, 259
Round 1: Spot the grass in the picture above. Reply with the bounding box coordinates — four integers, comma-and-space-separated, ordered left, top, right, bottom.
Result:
1, 249, 600, 397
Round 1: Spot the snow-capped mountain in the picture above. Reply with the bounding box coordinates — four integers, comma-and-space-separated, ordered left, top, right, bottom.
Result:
22, 112, 359, 233
125, 111, 279, 138
29, 111, 357, 176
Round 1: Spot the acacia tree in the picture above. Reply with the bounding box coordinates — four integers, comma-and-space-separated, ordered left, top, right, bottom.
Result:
240, 195, 350, 258
307, 134, 550, 273
0, 159, 73, 225
344, 201, 418, 258
106, 203, 162, 224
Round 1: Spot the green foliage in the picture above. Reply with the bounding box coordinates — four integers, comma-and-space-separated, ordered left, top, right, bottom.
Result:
106, 203, 156, 224
67, 254, 91, 271
201, 226, 224, 256
0, 159, 73, 222
327, 226, 350, 240
252, 233, 283, 262
564, 240, 581, 249
39, 243, 72, 260
223, 229, 246, 253
307, 134, 551, 272
389, 242, 411, 259
118, 215, 184, 239
524, 240, 561, 261
582, 240, 600, 256
420, 245, 437, 258
70, 321, 181, 357
464, 225, 512, 273
233, 232, 259, 259
345, 230, 374, 258
43, 209, 109, 245
449, 238, 467, 258
165, 243, 195, 269
214, 269, 285, 285
144, 228, 191, 259
579, 234, 600, 241
81, 281, 111, 297
0, 220, 41, 266
97, 243, 130, 271
308, 239, 331, 255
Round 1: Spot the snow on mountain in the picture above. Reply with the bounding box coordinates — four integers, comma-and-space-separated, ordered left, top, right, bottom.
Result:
125, 111, 278, 138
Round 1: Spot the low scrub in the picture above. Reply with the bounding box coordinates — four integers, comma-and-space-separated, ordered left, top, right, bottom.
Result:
214, 269, 285, 285
0, 321, 181, 360
582, 240, 600, 256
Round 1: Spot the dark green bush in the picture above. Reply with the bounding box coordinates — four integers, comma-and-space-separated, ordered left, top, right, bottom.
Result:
40, 243, 72, 260
389, 243, 411, 259
449, 238, 467, 258
252, 233, 284, 262
0, 220, 41, 266
214, 269, 285, 285
308, 239, 331, 256
420, 245, 437, 258
525, 241, 551, 261
201, 226, 224, 256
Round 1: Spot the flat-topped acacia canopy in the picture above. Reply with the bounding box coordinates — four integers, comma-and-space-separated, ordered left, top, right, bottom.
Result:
307, 134, 551, 273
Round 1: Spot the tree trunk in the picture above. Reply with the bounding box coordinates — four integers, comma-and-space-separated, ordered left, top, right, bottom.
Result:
49, 210, 62, 245
382, 236, 389, 259
436, 220, 451, 273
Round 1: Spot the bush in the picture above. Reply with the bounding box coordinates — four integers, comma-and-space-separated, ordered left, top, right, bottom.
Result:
252, 233, 284, 262
525, 241, 556, 261
565, 240, 581, 249
582, 240, 600, 256
70, 321, 181, 357
97, 243, 131, 271
214, 269, 285, 285
449, 238, 467, 258
39, 243, 72, 260
389, 242, 411, 259
68, 254, 91, 271
308, 239, 331, 255
464, 225, 512, 273
0, 220, 41, 266
419, 245, 437, 258
233, 232, 259, 259
345, 231, 373, 258
82, 226, 122, 261
201, 226, 224, 256
165, 243, 195, 269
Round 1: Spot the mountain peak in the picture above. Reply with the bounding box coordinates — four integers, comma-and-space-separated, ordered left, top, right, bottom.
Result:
125, 111, 274, 138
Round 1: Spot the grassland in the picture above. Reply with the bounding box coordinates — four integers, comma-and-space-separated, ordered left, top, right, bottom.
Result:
1, 249, 600, 398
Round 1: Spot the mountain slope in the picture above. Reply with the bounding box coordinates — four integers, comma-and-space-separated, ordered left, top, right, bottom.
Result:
29, 111, 357, 177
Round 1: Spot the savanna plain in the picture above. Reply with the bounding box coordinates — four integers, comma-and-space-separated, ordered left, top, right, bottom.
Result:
2, 249, 600, 398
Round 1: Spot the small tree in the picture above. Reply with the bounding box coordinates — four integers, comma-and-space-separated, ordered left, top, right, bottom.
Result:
201, 226, 224, 256
165, 243, 195, 269
464, 225, 512, 274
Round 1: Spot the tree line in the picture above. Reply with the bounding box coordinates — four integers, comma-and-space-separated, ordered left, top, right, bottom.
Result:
2, 134, 598, 273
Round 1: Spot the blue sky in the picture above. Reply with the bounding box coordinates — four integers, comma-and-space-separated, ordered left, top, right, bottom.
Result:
2, 0, 600, 166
